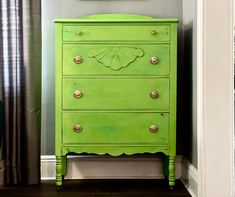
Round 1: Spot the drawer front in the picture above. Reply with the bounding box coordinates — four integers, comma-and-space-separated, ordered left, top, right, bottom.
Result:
63, 44, 170, 75
63, 78, 169, 110
62, 112, 169, 144
63, 25, 170, 42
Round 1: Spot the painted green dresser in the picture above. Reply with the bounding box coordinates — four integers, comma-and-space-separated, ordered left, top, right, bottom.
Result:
55, 14, 178, 190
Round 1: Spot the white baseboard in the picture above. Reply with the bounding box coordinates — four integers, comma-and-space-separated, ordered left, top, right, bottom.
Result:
181, 158, 198, 197
41, 155, 198, 196
41, 155, 182, 180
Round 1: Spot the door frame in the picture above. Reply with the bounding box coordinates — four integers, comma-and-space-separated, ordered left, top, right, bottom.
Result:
197, 0, 234, 196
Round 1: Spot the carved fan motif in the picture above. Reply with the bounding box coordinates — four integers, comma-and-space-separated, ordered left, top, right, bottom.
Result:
88, 47, 144, 70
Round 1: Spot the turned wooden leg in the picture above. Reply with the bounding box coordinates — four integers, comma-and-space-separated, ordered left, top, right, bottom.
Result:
56, 156, 63, 191
169, 156, 175, 188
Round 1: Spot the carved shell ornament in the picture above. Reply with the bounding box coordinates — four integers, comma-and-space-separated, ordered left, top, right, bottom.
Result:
88, 47, 144, 70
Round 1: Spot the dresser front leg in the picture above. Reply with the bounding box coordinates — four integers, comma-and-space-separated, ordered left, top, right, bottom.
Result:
169, 156, 175, 188
56, 156, 63, 191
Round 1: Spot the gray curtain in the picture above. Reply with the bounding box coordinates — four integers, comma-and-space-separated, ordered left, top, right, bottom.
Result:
0, 0, 41, 185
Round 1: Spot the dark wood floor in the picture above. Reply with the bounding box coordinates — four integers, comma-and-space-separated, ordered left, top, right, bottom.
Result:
0, 179, 191, 197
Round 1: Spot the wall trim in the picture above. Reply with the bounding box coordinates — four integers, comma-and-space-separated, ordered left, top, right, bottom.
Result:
41, 155, 183, 180
181, 158, 198, 197
196, 0, 204, 196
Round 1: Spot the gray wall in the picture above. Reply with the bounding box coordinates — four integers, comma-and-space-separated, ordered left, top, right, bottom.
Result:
181, 0, 198, 168
41, 0, 184, 155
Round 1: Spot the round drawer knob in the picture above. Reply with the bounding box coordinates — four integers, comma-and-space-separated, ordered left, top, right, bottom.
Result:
149, 124, 158, 133
150, 90, 159, 99
74, 90, 83, 99
150, 56, 159, 65
74, 55, 82, 64
151, 30, 158, 35
73, 124, 82, 133
76, 30, 83, 35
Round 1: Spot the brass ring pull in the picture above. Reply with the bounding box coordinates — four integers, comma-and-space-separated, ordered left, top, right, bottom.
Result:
73, 124, 82, 133
150, 90, 159, 99
151, 30, 157, 35
149, 124, 158, 133
74, 56, 82, 64
74, 90, 83, 99
150, 56, 159, 65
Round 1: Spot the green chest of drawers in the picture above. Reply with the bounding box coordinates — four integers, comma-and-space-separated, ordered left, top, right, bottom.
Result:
55, 14, 178, 190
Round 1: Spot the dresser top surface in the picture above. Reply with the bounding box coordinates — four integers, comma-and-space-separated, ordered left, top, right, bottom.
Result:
54, 14, 179, 23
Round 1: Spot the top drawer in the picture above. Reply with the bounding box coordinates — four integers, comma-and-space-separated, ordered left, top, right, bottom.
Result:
63, 25, 170, 42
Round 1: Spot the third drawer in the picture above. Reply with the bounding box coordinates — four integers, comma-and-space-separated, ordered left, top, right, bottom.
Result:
62, 78, 170, 110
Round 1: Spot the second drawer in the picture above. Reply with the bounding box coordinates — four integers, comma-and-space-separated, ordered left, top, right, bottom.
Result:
63, 44, 170, 75
63, 78, 169, 110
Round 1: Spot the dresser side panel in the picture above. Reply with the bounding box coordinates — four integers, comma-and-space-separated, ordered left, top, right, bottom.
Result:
169, 23, 178, 156
55, 23, 63, 156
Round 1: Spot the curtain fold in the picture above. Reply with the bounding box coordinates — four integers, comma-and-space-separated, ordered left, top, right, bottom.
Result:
0, 0, 41, 185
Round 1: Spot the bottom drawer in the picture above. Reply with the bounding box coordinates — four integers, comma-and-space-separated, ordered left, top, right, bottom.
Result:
62, 112, 169, 144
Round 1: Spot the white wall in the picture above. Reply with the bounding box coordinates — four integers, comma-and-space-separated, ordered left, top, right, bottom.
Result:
41, 0, 183, 155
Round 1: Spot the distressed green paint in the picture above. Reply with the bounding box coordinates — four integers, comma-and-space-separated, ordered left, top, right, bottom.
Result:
55, 23, 63, 191
55, 23, 62, 157
63, 25, 170, 42
56, 156, 62, 188
61, 146, 170, 157
169, 156, 176, 187
63, 44, 170, 75
63, 78, 170, 110
89, 47, 144, 70
55, 14, 178, 189
63, 112, 169, 144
